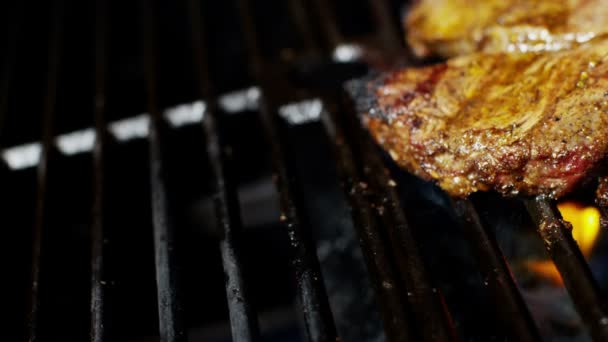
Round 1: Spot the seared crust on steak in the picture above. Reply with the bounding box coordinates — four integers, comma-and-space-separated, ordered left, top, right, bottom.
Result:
350, 39, 608, 198
406, 0, 608, 58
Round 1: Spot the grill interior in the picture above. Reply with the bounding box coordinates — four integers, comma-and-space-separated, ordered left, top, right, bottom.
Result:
2, 0, 608, 341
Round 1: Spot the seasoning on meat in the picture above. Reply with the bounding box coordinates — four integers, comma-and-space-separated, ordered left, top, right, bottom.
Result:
406, 0, 608, 58
349, 39, 608, 198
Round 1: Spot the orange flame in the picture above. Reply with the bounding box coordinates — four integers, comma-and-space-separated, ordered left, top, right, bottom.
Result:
526, 202, 601, 285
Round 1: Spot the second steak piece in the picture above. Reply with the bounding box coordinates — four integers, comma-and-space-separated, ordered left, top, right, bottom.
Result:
406, 0, 608, 58
350, 39, 608, 198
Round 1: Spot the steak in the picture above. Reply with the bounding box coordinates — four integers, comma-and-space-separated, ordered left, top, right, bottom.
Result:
349, 38, 608, 198
406, 0, 608, 58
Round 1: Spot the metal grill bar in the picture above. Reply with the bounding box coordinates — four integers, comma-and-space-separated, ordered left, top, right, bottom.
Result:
187, 0, 261, 340
525, 197, 608, 342
205, 108, 261, 342
452, 199, 541, 342
91, 0, 108, 340
320, 102, 414, 342
339, 98, 456, 342
141, 2, 185, 341
27, 2, 65, 341
237, 1, 338, 341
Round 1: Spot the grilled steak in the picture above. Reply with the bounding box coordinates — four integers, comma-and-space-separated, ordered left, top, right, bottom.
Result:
350, 39, 608, 198
406, 0, 608, 58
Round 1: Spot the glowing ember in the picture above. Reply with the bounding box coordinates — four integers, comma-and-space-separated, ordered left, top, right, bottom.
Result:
526, 202, 601, 285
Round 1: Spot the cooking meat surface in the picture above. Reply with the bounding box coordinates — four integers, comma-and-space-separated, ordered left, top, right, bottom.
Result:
350, 39, 608, 198
406, 0, 608, 58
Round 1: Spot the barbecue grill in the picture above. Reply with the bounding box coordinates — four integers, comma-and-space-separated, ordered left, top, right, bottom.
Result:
2, 0, 608, 341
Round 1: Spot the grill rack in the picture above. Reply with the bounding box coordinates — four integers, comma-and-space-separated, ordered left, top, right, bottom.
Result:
1, 0, 607, 341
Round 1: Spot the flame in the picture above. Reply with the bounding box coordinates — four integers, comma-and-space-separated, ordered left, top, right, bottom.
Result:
526, 202, 601, 285
560, 202, 602, 256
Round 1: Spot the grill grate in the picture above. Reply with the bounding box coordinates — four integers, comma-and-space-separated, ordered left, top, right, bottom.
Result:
1, 0, 607, 341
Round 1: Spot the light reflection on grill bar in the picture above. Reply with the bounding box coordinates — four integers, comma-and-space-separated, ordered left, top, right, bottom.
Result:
218, 86, 260, 113
278, 98, 323, 125
1, 88, 322, 170
332, 44, 364, 63
2, 101, 202, 170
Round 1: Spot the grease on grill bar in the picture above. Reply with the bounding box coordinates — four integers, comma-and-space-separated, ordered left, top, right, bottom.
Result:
188, 0, 262, 340
2, 0, 608, 341
90, 0, 108, 340
141, 1, 185, 341
237, 0, 338, 340
321, 99, 415, 342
